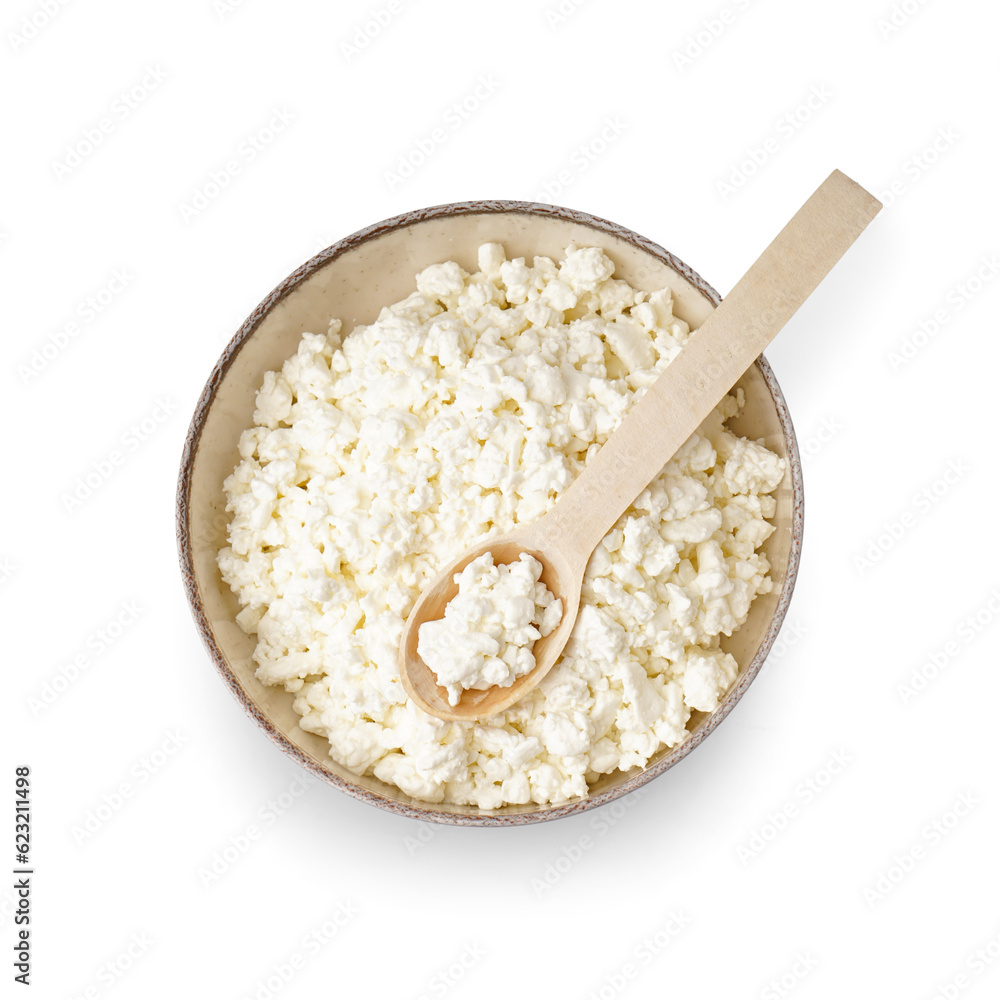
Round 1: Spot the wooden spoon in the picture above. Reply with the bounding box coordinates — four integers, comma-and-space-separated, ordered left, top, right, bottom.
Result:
399, 169, 881, 722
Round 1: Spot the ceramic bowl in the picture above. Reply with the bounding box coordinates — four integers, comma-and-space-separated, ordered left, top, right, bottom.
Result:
177, 201, 803, 826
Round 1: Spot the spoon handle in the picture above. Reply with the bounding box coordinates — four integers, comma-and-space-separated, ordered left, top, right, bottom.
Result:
536, 169, 881, 563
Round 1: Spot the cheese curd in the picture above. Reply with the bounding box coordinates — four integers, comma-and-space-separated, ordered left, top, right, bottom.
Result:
417, 552, 562, 706
218, 243, 786, 809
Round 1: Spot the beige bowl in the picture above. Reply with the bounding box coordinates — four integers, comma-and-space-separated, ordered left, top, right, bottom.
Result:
177, 201, 803, 826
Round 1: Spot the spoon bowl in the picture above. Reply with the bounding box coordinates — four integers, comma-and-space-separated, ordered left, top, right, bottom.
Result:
180, 195, 807, 823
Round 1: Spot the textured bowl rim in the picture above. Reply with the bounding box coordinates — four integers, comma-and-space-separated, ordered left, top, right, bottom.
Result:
176, 200, 804, 827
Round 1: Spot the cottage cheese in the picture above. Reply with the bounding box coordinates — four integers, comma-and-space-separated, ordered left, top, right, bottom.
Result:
417, 552, 562, 705
218, 242, 786, 809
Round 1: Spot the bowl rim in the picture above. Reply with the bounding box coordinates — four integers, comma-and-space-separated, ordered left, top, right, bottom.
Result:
176, 199, 804, 827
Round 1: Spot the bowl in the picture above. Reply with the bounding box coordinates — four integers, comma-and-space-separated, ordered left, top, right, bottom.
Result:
177, 201, 803, 827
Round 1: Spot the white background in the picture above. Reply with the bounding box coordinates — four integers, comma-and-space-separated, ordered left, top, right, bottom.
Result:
7, 0, 999, 997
